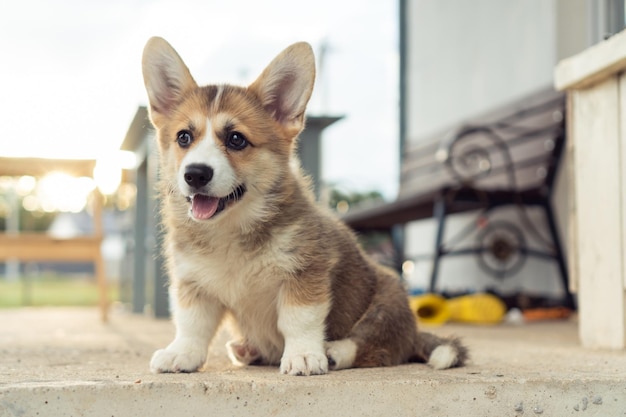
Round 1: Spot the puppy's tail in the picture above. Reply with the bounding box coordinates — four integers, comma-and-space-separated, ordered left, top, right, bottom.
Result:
414, 331, 468, 370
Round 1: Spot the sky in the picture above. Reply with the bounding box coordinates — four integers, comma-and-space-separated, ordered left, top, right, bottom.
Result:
0, 0, 400, 198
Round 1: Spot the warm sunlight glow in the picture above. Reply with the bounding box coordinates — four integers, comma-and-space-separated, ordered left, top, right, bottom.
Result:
118, 150, 139, 170
37, 172, 95, 213
94, 154, 123, 195
15, 176, 36, 196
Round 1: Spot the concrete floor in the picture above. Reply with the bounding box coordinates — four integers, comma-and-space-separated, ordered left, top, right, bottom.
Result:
1, 307, 625, 416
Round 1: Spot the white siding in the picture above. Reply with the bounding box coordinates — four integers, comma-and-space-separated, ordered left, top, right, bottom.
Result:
405, 0, 556, 141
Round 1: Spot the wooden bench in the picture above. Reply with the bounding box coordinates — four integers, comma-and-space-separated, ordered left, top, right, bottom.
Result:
342, 88, 574, 308
0, 157, 108, 321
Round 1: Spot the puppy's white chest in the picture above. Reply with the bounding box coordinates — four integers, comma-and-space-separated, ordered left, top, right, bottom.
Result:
172, 237, 291, 307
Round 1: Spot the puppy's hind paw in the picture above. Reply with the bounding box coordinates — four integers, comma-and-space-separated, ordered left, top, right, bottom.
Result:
325, 339, 357, 370
226, 340, 261, 366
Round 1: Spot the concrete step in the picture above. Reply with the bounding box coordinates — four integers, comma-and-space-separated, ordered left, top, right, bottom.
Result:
1, 307, 625, 416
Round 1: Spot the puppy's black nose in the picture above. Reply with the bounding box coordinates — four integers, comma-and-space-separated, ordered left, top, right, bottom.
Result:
184, 164, 213, 189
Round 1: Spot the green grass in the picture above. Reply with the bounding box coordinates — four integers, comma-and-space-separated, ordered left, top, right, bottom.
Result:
0, 275, 118, 308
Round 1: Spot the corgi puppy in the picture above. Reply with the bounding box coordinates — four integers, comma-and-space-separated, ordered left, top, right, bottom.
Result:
142, 37, 467, 376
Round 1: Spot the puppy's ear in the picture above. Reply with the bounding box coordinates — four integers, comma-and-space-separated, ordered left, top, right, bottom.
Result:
249, 42, 315, 138
142, 37, 197, 123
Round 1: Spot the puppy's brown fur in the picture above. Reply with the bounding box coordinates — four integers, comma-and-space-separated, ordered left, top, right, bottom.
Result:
143, 37, 467, 375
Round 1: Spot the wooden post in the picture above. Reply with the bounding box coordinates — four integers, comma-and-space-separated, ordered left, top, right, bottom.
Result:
555, 30, 626, 349
92, 188, 109, 322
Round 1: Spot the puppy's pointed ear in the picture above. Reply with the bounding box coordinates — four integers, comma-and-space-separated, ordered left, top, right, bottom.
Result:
249, 42, 315, 137
142, 37, 197, 123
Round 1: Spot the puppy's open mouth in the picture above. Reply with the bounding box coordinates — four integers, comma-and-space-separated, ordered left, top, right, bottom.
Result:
186, 185, 246, 220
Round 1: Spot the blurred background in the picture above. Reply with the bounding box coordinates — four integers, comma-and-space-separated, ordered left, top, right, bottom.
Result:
0, 0, 623, 317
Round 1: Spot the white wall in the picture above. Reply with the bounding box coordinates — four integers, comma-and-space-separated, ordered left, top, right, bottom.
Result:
402, 0, 588, 295
406, 0, 556, 140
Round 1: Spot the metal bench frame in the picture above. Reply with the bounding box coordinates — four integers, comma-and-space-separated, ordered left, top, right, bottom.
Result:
343, 89, 575, 308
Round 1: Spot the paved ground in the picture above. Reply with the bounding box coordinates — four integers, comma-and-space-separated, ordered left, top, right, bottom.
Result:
1, 307, 625, 416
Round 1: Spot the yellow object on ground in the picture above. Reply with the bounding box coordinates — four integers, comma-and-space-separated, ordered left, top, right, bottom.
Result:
409, 293, 506, 325
408, 293, 451, 325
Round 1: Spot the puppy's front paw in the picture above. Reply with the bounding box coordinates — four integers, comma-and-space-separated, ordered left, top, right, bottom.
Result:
150, 343, 207, 373
280, 352, 328, 376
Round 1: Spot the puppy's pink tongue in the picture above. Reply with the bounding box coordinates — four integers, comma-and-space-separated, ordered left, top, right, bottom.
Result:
191, 195, 219, 220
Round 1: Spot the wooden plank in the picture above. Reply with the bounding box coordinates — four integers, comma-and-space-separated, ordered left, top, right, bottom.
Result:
400, 92, 564, 198
621, 73, 626, 291
565, 93, 579, 293
571, 77, 625, 348
0, 157, 96, 177
555, 29, 626, 91
0, 235, 102, 262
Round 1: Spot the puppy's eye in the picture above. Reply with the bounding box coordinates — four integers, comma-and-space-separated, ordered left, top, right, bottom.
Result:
226, 131, 248, 150
176, 130, 193, 148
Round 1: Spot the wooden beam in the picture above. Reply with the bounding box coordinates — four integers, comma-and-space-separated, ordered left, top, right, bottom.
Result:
0, 235, 102, 262
0, 157, 96, 178
555, 29, 626, 91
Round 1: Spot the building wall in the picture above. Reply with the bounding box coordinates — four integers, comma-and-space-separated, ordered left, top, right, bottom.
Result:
402, 0, 589, 294
406, 0, 559, 140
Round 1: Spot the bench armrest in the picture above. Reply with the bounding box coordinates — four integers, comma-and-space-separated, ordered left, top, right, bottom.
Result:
436, 126, 516, 187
